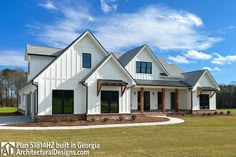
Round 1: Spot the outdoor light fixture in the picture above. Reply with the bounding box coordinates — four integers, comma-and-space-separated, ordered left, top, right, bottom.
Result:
134, 92, 136, 95
152, 92, 155, 95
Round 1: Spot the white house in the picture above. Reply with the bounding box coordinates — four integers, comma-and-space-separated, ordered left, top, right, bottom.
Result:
18, 30, 220, 120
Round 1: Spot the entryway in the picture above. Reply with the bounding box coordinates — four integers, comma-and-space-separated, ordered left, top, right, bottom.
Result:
101, 91, 119, 113
138, 91, 150, 111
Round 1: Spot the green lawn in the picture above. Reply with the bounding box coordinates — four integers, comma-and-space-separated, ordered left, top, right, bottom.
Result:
1, 115, 236, 157
0, 107, 17, 113
217, 109, 236, 115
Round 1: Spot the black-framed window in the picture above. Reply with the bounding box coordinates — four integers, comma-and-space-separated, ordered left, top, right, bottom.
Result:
199, 94, 209, 109
136, 61, 152, 74
52, 90, 74, 114
82, 53, 91, 68
101, 91, 119, 113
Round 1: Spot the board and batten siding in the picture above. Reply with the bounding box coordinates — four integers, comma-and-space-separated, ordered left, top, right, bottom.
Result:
34, 33, 107, 115
85, 57, 133, 114
125, 47, 166, 80
28, 55, 55, 81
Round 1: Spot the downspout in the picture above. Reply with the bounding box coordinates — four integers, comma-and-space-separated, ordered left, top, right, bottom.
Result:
190, 89, 193, 114
31, 80, 38, 115
82, 82, 88, 120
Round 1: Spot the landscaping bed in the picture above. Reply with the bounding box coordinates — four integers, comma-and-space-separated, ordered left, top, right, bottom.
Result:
6, 115, 169, 127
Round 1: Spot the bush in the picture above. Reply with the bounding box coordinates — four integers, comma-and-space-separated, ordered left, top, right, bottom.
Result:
118, 116, 124, 121
70, 117, 77, 122
202, 113, 206, 116
213, 111, 218, 115
220, 111, 224, 115
103, 117, 109, 122
33, 115, 39, 123
131, 115, 136, 120
227, 110, 231, 115
52, 117, 60, 123
207, 113, 211, 116
91, 117, 95, 122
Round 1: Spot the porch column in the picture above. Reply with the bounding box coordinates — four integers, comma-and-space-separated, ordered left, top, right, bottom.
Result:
162, 88, 165, 112
175, 89, 179, 112
140, 88, 144, 113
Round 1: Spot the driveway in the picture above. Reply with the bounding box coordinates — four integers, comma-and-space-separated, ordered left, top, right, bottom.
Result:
0, 116, 32, 126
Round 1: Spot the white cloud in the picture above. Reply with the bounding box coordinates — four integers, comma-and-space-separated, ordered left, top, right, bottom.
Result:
0, 50, 26, 67
202, 67, 221, 72
211, 53, 236, 65
100, 0, 117, 13
28, 4, 222, 51
184, 50, 212, 60
38, 1, 58, 10
168, 55, 190, 64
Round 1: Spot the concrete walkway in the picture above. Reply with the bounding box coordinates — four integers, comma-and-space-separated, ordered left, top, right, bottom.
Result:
0, 116, 184, 130
0, 116, 32, 126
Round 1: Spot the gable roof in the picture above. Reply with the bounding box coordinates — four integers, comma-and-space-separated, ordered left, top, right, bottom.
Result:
32, 30, 109, 82
157, 57, 184, 78
108, 52, 123, 59
80, 54, 136, 84
26, 45, 63, 56
182, 70, 206, 87
119, 45, 145, 67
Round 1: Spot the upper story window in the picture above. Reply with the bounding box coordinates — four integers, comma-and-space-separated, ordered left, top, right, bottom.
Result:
136, 61, 152, 74
82, 53, 91, 68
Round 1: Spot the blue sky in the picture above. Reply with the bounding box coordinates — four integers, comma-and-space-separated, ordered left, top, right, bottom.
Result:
0, 0, 236, 84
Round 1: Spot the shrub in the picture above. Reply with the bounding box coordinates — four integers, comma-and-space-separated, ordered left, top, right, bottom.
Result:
213, 111, 218, 115
91, 117, 95, 122
131, 115, 136, 120
70, 117, 77, 122
103, 117, 109, 122
220, 111, 224, 115
118, 116, 124, 121
227, 110, 231, 115
52, 117, 60, 123
207, 113, 211, 116
33, 115, 39, 123
202, 113, 206, 116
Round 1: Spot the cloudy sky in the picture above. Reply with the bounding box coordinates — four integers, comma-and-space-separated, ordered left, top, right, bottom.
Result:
0, 0, 236, 84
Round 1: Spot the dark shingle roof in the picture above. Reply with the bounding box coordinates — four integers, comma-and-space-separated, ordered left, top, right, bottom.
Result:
182, 70, 206, 87
108, 52, 123, 59
118, 45, 145, 66
26, 45, 63, 56
135, 79, 191, 87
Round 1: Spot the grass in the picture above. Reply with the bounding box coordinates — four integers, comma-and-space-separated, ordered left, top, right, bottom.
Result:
0, 107, 17, 113
0, 107, 19, 116
1, 115, 236, 156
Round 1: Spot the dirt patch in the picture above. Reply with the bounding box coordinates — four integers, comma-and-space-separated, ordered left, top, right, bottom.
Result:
7, 116, 168, 127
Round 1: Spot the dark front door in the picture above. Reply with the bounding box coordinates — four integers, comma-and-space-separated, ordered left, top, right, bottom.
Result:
158, 92, 162, 110
200, 94, 209, 109
101, 91, 119, 113
138, 91, 150, 111
171, 92, 176, 110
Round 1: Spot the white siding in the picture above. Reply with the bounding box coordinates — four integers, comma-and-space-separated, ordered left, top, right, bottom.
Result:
86, 57, 133, 114
28, 55, 54, 81
34, 33, 107, 115
179, 89, 191, 110
125, 47, 166, 80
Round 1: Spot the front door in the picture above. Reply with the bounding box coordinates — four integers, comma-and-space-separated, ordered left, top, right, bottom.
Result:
101, 91, 119, 113
200, 94, 209, 109
138, 91, 150, 111
171, 92, 176, 110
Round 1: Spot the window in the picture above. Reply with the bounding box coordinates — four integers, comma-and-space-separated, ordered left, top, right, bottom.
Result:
82, 53, 91, 68
199, 94, 209, 109
101, 91, 119, 113
52, 90, 74, 114
136, 61, 152, 74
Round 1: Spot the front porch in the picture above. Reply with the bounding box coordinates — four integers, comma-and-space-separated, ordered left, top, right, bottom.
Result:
131, 87, 191, 113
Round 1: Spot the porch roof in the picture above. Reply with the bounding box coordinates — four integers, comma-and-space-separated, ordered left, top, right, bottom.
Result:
135, 79, 191, 87
97, 79, 128, 85
198, 87, 218, 91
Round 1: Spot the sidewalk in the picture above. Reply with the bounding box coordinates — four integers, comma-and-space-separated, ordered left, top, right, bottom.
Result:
0, 116, 184, 130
